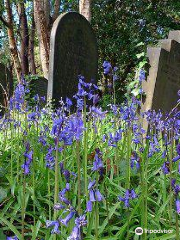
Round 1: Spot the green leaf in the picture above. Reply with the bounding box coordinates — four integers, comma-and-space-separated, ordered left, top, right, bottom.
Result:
136, 52, 145, 59
0, 216, 23, 240
31, 220, 42, 240
99, 202, 120, 235
131, 89, 140, 96
155, 233, 176, 240
0, 229, 6, 240
0, 187, 7, 203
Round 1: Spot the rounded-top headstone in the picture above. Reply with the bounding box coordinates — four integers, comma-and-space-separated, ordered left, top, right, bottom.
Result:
48, 12, 98, 106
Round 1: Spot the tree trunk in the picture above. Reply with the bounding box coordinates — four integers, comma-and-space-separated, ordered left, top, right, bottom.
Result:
34, 0, 50, 79
53, 0, 61, 21
5, 0, 21, 82
29, 12, 36, 75
79, 0, 92, 22
18, 1, 29, 75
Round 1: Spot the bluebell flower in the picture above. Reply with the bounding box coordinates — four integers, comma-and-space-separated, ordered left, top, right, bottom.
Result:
65, 98, 72, 111
33, 94, 39, 101
89, 189, 96, 202
95, 189, 104, 201
67, 215, 87, 240
46, 220, 60, 234
131, 151, 140, 171
38, 133, 47, 146
51, 117, 64, 137
54, 203, 65, 210
176, 199, 180, 214
58, 185, 71, 206
92, 148, 104, 172
91, 106, 107, 119
139, 69, 145, 82
86, 200, 93, 212
21, 143, 33, 175
28, 111, 40, 122
88, 180, 96, 190
75, 215, 87, 227
40, 96, 46, 102
67, 225, 80, 240
6, 236, 18, 240
103, 61, 112, 75
61, 211, 76, 226
108, 129, 122, 147
173, 144, 180, 162
161, 161, 170, 175
45, 146, 55, 169
88, 179, 104, 204
118, 189, 138, 208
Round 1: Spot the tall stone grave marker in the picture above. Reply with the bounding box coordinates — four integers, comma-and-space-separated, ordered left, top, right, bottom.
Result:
48, 12, 98, 106
142, 31, 180, 117
0, 63, 13, 115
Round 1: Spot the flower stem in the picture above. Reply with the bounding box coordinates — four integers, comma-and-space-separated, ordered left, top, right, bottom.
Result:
48, 170, 51, 220
76, 141, 81, 215
21, 175, 26, 240
176, 212, 180, 240
83, 98, 88, 204
126, 129, 131, 189
54, 139, 59, 240
95, 202, 99, 240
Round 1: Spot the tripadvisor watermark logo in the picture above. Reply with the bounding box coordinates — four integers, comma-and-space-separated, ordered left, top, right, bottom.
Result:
135, 227, 143, 235
135, 227, 173, 235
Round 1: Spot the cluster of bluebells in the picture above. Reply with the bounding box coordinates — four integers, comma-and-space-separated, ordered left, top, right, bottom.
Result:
105, 129, 122, 147
87, 180, 104, 212
50, 107, 86, 147
171, 179, 180, 214
47, 183, 87, 239
118, 189, 138, 208
3, 70, 180, 238
60, 161, 76, 183
119, 98, 140, 128
46, 183, 73, 234
103, 61, 118, 82
21, 142, 33, 175
45, 146, 55, 169
10, 78, 29, 112
131, 151, 140, 171
87, 148, 104, 212
73, 75, 99, 110
67, 215, 87, 240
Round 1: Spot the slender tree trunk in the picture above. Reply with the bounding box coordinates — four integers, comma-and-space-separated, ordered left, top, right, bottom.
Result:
18, 1, 29, 75
53, 0, 61, 21
5, 0, 21, 82
34, 0, 50, 79
29, 11, 36, 75
79, 0, 92, 22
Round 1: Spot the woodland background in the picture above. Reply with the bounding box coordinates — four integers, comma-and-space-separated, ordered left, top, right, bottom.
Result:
0, 0, 180, 98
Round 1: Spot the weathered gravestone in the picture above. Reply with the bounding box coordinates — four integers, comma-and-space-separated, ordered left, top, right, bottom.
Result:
0, 63, 13, 115
142, 31, 180, 117
29, 77, 48, 104
48, 12, 98, 106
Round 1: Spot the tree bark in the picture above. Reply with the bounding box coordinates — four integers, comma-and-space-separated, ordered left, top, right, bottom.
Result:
34, 0, 50, 79
5, 0, 21, 82
79, 0, 92, 22
53, 0, 61, 21
29, 12, 36, 75
18, 1, 29, 75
